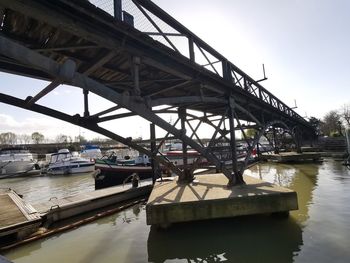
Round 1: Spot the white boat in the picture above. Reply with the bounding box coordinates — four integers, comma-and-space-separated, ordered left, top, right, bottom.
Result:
0, 147, 38, 178
80, 145, 102, 160
47, 149, 95, 175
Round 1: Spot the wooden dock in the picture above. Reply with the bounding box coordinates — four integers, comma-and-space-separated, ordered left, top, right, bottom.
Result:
0, 190, 41, 241
261, 152, 321, 162
146, 173, 298, 226
1, 182, 153, 247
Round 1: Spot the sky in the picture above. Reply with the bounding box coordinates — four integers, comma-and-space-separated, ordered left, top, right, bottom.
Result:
0, 0, 349, 141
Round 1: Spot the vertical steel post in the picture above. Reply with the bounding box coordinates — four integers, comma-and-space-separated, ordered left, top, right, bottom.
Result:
178, 107, 189, 182
83, 89, 89, 117
188, 36, 195, 62
228, 98, 245, 185
272, 126, 279, 154
114, 0, 122, 21
150, 122, 158, 184
228, 98, 237, 178
133, 56, 141, 96
222, 60, 232, 82
295, 127, 302, 153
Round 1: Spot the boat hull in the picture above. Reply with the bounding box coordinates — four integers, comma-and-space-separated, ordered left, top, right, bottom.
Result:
94, 163, 153, 189
0, 161, 36, 178
47, 163, 95, 175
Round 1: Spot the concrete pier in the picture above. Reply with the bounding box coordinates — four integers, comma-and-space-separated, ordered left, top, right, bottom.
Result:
146, 174, 298, 226
262, 152, 321, 162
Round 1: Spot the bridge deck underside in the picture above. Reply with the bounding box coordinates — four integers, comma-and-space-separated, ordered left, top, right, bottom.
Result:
0, 0, 310, 129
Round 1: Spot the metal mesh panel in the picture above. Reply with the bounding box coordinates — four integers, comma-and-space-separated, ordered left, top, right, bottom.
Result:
88, 0, 189, 56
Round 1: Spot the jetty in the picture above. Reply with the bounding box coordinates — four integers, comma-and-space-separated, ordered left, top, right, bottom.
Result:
261, 152, 321, 162
0, 183, 152, 247
0, 190, 41, 242
146, 174, 298, 227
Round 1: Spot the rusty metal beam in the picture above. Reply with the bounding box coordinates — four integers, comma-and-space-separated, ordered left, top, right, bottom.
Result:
0, 35, 231, 178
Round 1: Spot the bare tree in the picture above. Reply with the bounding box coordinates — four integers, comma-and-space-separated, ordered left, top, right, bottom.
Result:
17, 134, 31, 145
55, 134, 73, 144
0, 132, 17, 145
340, 103, 350, 127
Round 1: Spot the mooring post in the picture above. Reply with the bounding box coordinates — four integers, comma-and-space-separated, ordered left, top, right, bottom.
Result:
113, 0, 122, 21
228, 97, 245, 185
150, 122, 158, 184
83, 89, 89, 117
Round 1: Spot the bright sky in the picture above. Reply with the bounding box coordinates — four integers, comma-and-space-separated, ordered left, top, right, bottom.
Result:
0, 0, 349, 141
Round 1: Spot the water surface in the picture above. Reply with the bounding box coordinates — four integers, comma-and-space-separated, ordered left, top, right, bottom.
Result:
2, 159, 350, 262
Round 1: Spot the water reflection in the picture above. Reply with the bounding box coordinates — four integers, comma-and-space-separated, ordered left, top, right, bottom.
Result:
0, 172, 94, 204
248, 162, 320, 224
148, 216, 302, 263
148, 162, 322, 263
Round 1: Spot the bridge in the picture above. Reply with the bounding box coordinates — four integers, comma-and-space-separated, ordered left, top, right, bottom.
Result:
0, 0, 314, 186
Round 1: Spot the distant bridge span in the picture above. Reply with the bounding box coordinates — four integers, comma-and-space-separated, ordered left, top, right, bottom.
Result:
0, 0, 314, 185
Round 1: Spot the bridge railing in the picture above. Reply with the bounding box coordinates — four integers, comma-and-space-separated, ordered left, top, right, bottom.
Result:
89, 0, 307, 125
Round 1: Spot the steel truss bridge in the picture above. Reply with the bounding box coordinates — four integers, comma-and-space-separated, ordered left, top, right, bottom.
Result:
0, 0, 314, 185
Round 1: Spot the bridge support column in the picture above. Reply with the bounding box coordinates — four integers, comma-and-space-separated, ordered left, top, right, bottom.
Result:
178, 108, 193, 183
113, 0, 122, 21
295, 128, 302, 153
273, 126, 279, 154
83, 89, 89, 117
228, 98, 245, 186
133, 56, 141, 96
150, 123, 160, 184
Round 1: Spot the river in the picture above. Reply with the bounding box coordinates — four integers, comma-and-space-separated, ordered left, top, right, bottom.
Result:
2, 159, 350, 262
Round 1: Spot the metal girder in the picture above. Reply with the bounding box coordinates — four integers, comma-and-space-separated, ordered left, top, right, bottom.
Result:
0, 92, 183, 176
34, 45, 98, 52
0, 0, 312, 132
0, 35, 231, 179
145, 80, 192, 97
26, 79, 61, 106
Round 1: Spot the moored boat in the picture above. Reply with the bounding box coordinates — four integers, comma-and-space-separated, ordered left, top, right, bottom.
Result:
94, 150, 209, 189
94, 153, 152, 189
47, 149, 95, 175
0, 147, 39, 178
80, 144, 102, 160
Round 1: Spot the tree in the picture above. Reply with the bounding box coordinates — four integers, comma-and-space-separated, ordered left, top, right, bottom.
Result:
340, 103, 350, 127
245, 128, 257, 139
17, 134, 31, 145
55, 134, 68, 143
31, 132, 44, 144
308, 117, 321, 136
0, 132, 17, 145
320, 111, 343, 136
